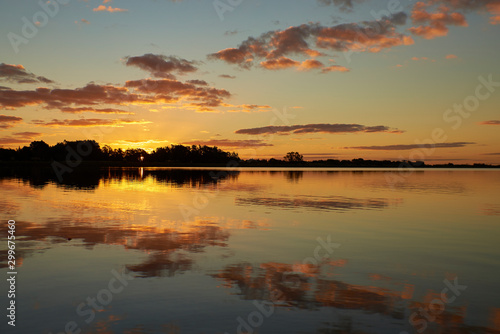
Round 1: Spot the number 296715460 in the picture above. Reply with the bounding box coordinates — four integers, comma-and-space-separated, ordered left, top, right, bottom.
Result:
8, 220, 16, 270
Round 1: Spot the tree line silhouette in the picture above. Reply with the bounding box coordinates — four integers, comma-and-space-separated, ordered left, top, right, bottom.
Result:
0, 140, 497, 168
0, 140, 239, 164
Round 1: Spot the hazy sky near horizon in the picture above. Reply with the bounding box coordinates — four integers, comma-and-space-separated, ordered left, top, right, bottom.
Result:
0, 0, 499, 162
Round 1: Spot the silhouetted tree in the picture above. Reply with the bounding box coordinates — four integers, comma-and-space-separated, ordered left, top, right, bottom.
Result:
284, 152, 304, 163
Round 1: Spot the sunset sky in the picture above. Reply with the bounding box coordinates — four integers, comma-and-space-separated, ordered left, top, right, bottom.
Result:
0, 0, 499, 163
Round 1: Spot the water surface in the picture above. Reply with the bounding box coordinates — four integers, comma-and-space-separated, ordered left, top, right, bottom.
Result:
1, 168, 499, 334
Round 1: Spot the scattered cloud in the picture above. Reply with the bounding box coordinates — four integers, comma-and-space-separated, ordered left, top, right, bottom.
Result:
321, 65, 350, 73
235, 123, 404, 135
445, 54, 458, 59
219, 74, 236, 79
186, 79, 208, 86
0, 114, 23, 129
226, 104, 272, 113
182, 139, 273, 148
0, 63, 54, 84
0, 84, 152, 110
0, 131, 41, 145
109, 139, 170, 147
0, 138, 34, 145
124, 54, 198, 79
93, 5, 128, 13
208, 12, 412, 72
59, 107, 134, 114
13, 132, 42, 138
434, 0, 500, 25
479, 120, 500, 125
124, 79, 231, 109
489, 2, 500, 24
74, 19, 90, 25
316, 0, 365, 12
344, 142, 475, 150
0, 58, 233, 113
299, 59, 324, 70
412, 56, 429, 61
260, 57, 300, 70
408, 1, 468, 40
31, 118, 151, 127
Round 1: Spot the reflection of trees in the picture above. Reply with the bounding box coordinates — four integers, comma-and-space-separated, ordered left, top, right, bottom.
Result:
285, 171, 303, 183
0, 165, 102, 189
0, 167, 239, 190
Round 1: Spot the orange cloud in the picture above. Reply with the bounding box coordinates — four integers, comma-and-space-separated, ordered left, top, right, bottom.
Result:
409, 2, 468, 39
209, 12, 411, 71
59, 107, 134, 114
125, 79, 231, 108
226, 104, 272, 113
321, 65, 350, 73
219, 74, 236, 79
93, 5, 128, 12
345, 142, 475, 150
31, 118, 151, 127
429, 0, 500, 25
299, 59, 324, 70
445, 54, 458, 59
0, 84, 152, 110
181, 139, 273, 148
236, 123, 404, 135
0, 59, 233, 113
0, 63, 53, 84
124, 54, 198, 79
488, 2, 500, 24
0, 132, 42, 145
479, 120, 500, 125
260, 57, 300, 70
0, 114, 23, 129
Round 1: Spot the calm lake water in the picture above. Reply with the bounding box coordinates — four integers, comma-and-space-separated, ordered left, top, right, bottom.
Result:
1, 168, 499, 334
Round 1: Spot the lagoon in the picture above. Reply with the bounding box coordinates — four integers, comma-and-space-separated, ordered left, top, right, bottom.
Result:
1, 168, 499, 333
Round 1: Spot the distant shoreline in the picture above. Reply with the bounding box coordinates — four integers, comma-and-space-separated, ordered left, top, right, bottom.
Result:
1, 161, 499, 169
